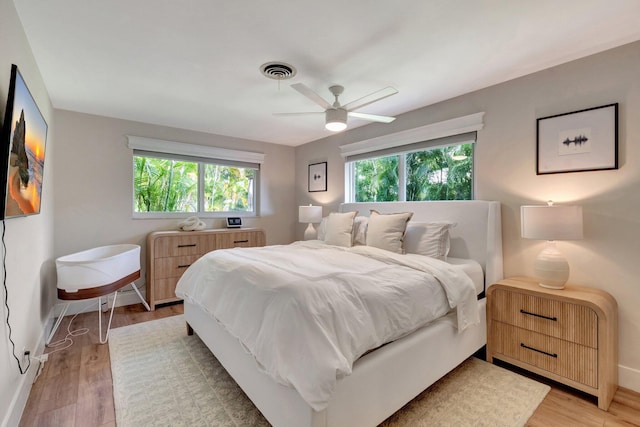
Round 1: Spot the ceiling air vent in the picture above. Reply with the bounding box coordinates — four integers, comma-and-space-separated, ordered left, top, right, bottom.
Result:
260, 62, 297, 80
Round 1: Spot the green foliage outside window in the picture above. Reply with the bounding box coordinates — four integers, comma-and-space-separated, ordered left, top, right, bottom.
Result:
134, 155, 256, 213
134, 156, 198, 212
354, 155, 399, 202
204, 164, 254, 212
406, 144, 472, 201
352, 144, 472, 202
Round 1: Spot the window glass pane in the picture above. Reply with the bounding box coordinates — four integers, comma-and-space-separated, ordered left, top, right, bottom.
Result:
204, 165, 255, 212
406, 143, 472, 201
134, 155, 198, 212
353, 155, 399, 202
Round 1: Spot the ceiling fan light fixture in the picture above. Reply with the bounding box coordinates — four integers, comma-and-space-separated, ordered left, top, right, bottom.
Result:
325, 108, 348, 132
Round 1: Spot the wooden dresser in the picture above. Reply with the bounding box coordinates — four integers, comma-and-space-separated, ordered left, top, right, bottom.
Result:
487, 276, 618, 410
146, 228, 265, 310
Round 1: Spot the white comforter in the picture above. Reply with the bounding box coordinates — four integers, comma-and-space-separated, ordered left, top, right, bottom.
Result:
175, 240, 479, 411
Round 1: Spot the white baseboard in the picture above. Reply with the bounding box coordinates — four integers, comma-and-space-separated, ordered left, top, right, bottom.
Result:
619, 364, 640, 393
3, 312, 50, 427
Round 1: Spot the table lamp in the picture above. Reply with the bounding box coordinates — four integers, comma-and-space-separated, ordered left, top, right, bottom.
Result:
521, 201, 583, 289
299, 205, 323, 240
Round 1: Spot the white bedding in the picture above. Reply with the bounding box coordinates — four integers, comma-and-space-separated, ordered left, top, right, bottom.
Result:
175, 240, 479, 411
447, 257, 484, 295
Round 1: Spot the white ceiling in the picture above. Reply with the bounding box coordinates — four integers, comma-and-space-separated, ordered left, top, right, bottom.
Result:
12, 0, 640, 147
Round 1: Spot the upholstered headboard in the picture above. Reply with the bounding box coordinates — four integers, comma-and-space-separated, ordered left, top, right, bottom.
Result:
339, 200, 504, 287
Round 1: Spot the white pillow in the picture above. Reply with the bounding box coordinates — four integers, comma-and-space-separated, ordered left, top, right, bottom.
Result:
365, 210, 413, 253
324, 211, 358, 247
404, 222, 455, 259
352, 216, 368, 245
317, 216, 328, 241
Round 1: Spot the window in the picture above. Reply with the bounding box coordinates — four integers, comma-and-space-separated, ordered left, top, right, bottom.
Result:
341, 113, 483, 203
348, 143, 473, 202
127, 136, 263, 218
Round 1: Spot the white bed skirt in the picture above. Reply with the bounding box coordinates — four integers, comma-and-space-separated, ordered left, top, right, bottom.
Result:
185, 299, 487, 427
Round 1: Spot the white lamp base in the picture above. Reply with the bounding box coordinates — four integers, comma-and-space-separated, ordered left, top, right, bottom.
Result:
303, 223, 317, 240
534, 241, 570, 289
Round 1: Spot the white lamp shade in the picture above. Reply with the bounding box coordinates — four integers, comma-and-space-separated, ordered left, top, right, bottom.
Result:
521, 205, 583, 241
298, 205, 323, 224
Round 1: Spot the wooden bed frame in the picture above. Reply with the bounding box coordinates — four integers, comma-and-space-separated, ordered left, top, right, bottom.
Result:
184, 200, 503, 427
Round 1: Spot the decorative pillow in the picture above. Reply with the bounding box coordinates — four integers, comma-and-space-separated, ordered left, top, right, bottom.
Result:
317, 216, 328, 241
352, 216, 368, 245
403, 222, 455, 259
365, 210, 413, 253
324, 211, 358, 247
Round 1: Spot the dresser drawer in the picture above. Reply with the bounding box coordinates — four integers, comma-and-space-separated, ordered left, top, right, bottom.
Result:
492, 321, 597, 388
491, 288, 597, 347
153, 255, 201, 279
153, 235, 207, 258
154, 277, 181, 302
217, 231, 264, 249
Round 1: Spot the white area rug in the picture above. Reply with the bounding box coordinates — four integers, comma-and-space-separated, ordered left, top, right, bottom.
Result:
109, 315, 550, 427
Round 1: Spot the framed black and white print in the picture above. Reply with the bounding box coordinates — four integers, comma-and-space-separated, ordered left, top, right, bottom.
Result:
308, 161, 327, 192
537, 103, 618, 175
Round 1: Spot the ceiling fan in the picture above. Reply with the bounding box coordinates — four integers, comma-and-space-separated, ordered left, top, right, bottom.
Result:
275, 83, 398, 132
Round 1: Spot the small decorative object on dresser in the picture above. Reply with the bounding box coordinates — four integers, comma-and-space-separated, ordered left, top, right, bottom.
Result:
146, 228, 265, 310
487, 277, 618, 410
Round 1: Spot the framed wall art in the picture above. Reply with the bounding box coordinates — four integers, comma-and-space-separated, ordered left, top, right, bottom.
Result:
0, 64, 49, 219
537, 103, 618, 175
308, 161, 327, 192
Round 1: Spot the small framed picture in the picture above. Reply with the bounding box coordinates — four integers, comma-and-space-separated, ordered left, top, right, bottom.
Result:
308, 161, 327, 192
537, 103, 618, 174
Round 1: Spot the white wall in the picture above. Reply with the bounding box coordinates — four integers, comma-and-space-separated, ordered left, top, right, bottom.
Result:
52, 110, 296, 289
0, 0, 56, 425
295, 41, 640, 392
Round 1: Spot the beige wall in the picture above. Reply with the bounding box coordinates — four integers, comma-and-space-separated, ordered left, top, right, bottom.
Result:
52, 110, 296, 283
295, 41, 640, 392
0, 0, 56, 424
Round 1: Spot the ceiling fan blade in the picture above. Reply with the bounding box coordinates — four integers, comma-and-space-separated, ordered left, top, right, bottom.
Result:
348, 111, 396, 123
273, 112, 324, 116
291, 83, 332, 110
343, 87, 398, 111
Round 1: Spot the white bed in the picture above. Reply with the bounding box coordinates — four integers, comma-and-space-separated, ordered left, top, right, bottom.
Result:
181, 200, 503, 427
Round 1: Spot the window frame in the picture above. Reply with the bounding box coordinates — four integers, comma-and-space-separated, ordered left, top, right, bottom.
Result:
340, 112, 484, 203
127, 136, 263, 219
345, 141, 475, 203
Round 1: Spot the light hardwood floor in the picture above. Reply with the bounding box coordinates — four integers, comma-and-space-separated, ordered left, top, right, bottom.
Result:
19, 303, 640, 426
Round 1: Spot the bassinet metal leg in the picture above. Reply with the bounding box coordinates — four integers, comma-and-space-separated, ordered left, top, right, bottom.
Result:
129, 282, 151, 311
46, 302, 70, 345
98, 292, 118, 344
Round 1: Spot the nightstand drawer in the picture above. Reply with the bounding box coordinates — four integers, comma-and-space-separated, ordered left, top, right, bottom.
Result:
492, 322, 597, 388
491, 288, 597, 347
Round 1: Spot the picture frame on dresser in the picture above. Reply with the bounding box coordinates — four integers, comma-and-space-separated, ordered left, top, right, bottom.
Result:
537, 103, 618, 175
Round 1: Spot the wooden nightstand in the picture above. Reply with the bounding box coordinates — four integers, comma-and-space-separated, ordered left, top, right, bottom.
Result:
487, 277, 618, 410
